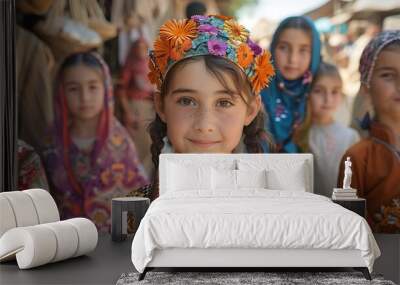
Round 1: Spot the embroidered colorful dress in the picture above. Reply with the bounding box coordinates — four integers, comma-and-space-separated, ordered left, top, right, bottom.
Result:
43, 53, 149, 232
18, 140, 49, 191
260, 16, 321, 153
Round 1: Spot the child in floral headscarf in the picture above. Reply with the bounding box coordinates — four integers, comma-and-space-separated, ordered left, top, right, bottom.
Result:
260, 16, 321, 153
338, 30, 400, 233
128, 15, 275, 200
43, 52, 149, 232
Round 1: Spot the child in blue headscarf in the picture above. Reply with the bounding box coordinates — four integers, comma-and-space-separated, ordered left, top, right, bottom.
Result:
261, 16, 321, 153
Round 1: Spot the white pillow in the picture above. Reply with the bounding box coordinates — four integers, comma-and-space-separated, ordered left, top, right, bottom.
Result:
212, 168, 237, 190
266, 164, 306, 191
211, 169, 268, 190
237, 169, 267, 189
167, 162, 212, 191
237, 159, 307, 191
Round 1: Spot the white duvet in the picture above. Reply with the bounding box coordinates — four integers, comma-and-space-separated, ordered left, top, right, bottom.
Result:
131, 190, 380, 273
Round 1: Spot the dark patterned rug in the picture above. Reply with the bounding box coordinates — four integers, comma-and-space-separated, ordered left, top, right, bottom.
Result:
116, 271, 396, 285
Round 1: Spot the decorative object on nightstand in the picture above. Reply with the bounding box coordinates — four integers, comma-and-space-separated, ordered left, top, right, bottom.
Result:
332, 157, 365, 217
332, 188, 358, 199
342, 156, 353, 189
111, 197, 150, 242
332, 157, 359, 200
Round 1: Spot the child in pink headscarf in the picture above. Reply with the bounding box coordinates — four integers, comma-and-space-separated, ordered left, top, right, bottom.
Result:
43, 52, 149, 232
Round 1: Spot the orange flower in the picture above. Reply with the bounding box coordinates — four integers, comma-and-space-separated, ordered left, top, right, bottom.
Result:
170, 39, 192, 61
153, 37, 170, 73
224, 19, 249, 43
251, 51, 275, 94
237, 43, 253, 69
159, 19, 197, 47
209, 14, 234, 21
147, 69, 158, 85
147, 60, 161, 88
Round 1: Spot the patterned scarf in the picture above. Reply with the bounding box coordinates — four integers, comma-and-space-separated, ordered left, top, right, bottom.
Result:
358, 30, 400, 130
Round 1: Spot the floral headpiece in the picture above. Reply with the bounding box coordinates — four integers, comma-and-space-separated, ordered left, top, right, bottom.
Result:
148, 15, 275, 95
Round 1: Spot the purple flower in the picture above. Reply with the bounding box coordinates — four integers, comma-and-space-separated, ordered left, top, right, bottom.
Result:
302, 70, 313, 84
207, 39, 227, 56
198, 24, 218, 35
191, 15, 208, 22
247, 38, 262, 56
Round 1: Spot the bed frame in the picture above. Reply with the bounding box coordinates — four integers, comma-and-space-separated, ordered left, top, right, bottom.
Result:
139, 248, 371, 280
138, 154, 372, 281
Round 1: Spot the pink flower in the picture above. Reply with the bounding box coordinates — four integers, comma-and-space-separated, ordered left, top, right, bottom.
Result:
207, 39, 227, 56
302, 70, 313, 84
198, 24, 218, 35
191, 15, 208, 22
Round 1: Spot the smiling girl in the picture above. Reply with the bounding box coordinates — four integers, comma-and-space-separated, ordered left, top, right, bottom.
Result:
129, 15, 275, 200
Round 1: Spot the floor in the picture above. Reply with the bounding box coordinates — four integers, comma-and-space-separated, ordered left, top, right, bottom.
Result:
373, 234, 400, 284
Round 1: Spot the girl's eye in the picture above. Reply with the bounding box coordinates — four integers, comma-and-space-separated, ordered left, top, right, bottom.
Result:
177, 97, 196, 106
332, 90, 341, 97
380, 73, 395, 79
216, 99, 234, 108
90, 85, 99, 91
312, 88, 322, 94
277, 44, 288, 52
300, 48, 310, 54
67, 87, 79, 93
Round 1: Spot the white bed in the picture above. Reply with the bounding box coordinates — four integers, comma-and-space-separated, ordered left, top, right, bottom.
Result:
131, 154, 380, 280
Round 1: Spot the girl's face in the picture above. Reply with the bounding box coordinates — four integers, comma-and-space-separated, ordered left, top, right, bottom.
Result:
63, 64, 105, 121
310, 75, 343, 123
367, 49, 400, 118
155, 59, 261, 153
274, 28, 312, 80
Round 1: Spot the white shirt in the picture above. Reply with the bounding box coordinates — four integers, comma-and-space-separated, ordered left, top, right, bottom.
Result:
308, 122, 360, 197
